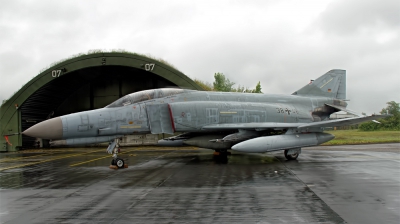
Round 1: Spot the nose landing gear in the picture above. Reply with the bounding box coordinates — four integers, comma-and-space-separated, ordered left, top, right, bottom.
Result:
108, 138, 128, 169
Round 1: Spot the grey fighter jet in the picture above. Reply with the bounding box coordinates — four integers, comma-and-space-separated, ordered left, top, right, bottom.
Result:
23, 69, 387, 168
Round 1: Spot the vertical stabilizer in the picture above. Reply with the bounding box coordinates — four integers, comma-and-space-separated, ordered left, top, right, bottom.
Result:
292, 69, 346, 99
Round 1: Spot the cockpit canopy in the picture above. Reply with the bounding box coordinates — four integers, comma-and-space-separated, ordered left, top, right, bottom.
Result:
106, 88, 192, 108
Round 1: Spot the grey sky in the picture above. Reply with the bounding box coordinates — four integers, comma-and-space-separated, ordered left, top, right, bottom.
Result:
0, 0, 398, 114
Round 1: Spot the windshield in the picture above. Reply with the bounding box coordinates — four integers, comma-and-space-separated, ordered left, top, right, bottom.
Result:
106, 88, 191, 108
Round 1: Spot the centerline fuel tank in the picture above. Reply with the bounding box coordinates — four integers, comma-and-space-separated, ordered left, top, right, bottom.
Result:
232, 132, 334, 153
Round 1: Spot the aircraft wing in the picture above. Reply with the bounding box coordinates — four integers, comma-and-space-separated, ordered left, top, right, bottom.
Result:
297, 114, 390, 130
202, 115, 389, 131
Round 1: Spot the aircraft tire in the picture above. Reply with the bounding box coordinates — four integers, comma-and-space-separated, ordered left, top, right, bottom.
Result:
284, 149, 299, 160
111, 159, 116, 165
115, 158, 125, 169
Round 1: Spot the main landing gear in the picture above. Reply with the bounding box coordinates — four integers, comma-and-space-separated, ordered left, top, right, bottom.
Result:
213, 150, 231, 164
107, 138, 128, 169
284, 148, 301, 160
213, 150, 231, 156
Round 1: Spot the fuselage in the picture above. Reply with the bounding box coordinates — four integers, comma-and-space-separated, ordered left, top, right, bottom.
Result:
53, 88, 341, 140
21, 69, 358, 157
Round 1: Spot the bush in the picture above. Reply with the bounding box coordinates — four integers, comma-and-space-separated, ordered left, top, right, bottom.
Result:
359, 101, 400, 131
359, 122, 380, 131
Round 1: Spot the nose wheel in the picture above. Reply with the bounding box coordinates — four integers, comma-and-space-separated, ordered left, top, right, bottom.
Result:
111, 158, 125, 168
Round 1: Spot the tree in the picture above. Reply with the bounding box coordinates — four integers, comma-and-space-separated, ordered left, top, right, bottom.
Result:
253, 81, 262, 93
213, 73, 235, 92
232, 85, 252, 93
233, 85, 245, 92
379, 101, 400, 130
212, 73, 262, 93
234, 81, 262, 93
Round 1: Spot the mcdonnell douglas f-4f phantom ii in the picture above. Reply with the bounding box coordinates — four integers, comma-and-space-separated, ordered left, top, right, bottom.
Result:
23, 69, 387, 168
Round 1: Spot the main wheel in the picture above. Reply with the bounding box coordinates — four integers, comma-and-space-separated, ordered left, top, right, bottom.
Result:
111, 159, 116, 165
284, 149, 299, 160
115, 158, 125, 168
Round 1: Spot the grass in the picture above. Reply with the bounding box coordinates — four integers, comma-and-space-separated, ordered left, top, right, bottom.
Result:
322, 130, 400, 145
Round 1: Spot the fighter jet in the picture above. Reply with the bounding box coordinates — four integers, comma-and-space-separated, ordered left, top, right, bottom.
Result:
23, 69, 387, 168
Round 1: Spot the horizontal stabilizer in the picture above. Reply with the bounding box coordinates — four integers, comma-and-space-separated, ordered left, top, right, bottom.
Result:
325, 103, 363, 117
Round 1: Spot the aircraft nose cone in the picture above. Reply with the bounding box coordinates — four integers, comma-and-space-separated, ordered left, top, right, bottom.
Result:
22, 117, 63, 139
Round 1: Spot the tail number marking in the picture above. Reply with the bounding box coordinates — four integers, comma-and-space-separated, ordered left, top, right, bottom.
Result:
276, 107, 298, 115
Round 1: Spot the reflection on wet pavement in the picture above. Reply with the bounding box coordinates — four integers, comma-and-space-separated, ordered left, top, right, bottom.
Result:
0, 144, 399, 223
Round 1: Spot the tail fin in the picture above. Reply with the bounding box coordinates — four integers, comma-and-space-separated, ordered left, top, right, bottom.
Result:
292, 69, 346, 99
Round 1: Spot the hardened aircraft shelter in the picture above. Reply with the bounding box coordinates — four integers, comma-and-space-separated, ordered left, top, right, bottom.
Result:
0, 52, 202, 151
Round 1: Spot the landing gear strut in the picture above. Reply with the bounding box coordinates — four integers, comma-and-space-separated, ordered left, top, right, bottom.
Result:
107, 138, 127, 169
212, 150, 231, 164
213, 149, 231, 156
284, 148, 301, 160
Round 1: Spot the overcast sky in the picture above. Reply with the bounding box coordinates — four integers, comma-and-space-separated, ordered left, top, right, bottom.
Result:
0, 0, 398, 114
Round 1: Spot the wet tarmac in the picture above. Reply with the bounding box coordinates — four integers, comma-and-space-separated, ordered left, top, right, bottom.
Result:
0, 144, 399, 224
